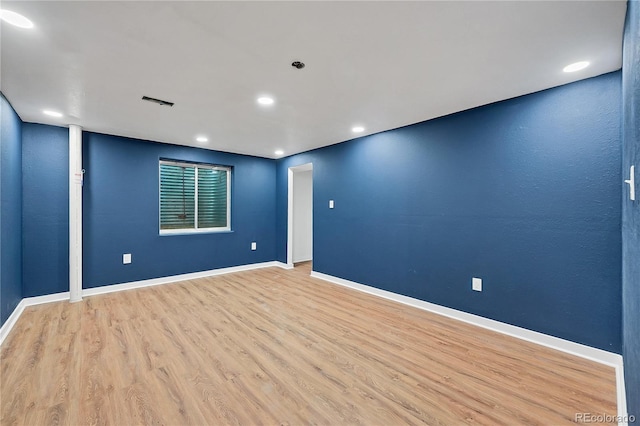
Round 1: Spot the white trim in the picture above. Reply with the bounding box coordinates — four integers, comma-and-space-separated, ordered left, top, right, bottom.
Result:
24, 292, 71, 306
287, 167, 294, 266
0, 262, 291, 347
69, 124, 83, 302
160, 159, 229, 172
0, 292, 70, 346
287, 163, 313, 268
160, 227, 232, 235
276, 261, 294, 270
158, 160, 232, 234
310, 271, 620, 365
616, 363, 628, 426
82, 261, 285, 297
194, 166, 199, 228
0, 300, 26, 346
310, 270, 627, 422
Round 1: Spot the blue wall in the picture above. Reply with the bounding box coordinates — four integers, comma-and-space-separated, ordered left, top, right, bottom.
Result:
277, 72, 622, 353
0, 93, 23, 325
18, 128, 276, 293
82, 132, 276, 288
622, 0, 640, 418
21, 123, 69, 297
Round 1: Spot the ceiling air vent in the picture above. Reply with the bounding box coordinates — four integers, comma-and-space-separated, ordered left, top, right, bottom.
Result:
141, 95, 174, 107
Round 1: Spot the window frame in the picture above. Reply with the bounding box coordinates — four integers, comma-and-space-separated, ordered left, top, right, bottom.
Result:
159, 159, 231, 235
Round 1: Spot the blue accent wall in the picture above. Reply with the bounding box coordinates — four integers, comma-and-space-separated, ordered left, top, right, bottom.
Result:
83, 132, 276, 288
0, 93, 23, 325
277, 72, 622, 353
21, 123, 69, 297
622, 0, 640, 418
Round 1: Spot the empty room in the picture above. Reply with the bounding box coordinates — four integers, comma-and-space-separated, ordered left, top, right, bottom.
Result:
1, 1, 638, 425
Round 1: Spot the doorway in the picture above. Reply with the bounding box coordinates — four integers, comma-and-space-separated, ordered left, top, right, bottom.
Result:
287, 163, 313, 268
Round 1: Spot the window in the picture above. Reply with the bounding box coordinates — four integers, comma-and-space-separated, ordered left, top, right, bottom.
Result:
159, 160, 230, 233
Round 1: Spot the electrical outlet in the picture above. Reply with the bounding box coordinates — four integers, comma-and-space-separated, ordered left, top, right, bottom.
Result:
329, 200, 334, 209
472, 277, 482, 292
123, 253, 132, 264
251, 242, 257, 251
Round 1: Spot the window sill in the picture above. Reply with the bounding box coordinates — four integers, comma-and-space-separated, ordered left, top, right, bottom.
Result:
159, 229, 233, 236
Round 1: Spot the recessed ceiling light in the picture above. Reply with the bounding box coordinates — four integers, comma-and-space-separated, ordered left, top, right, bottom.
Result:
274, 150, 284, 156
352, 126, 365, 133
563, 61, 590, 73
43, 110, 63, 118
257, 96, 275, 106
196, 136, 208, 143
0, 9, 34, 29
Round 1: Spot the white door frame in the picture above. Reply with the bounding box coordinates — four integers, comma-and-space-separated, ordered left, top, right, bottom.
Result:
287, 163, 313, 267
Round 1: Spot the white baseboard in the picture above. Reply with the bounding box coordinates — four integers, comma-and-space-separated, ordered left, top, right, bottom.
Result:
273, 261, 292, 269
0, 291, 72, 347
25, 291, 71, 305
82, 261, 287, 297
0, 261, 291, 347
310, 270, 628, 423
0, 299, 26, 346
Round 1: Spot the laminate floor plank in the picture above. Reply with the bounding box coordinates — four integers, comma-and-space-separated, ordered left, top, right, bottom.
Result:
1, 264, 617, 425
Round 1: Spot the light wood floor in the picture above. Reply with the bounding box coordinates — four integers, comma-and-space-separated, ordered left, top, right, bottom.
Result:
1, 263, 617, 425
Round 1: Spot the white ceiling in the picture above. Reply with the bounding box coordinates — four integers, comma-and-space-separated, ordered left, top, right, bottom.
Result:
0, 1, 627, 159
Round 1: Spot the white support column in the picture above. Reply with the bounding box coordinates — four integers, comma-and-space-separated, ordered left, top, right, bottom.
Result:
69, 125, 83, 302
287, 168, 294, 267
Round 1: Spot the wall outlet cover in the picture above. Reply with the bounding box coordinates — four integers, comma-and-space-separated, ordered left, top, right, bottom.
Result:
123, 253, 132, 264
251, 242, 257, 251
472, 277, 482, 292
